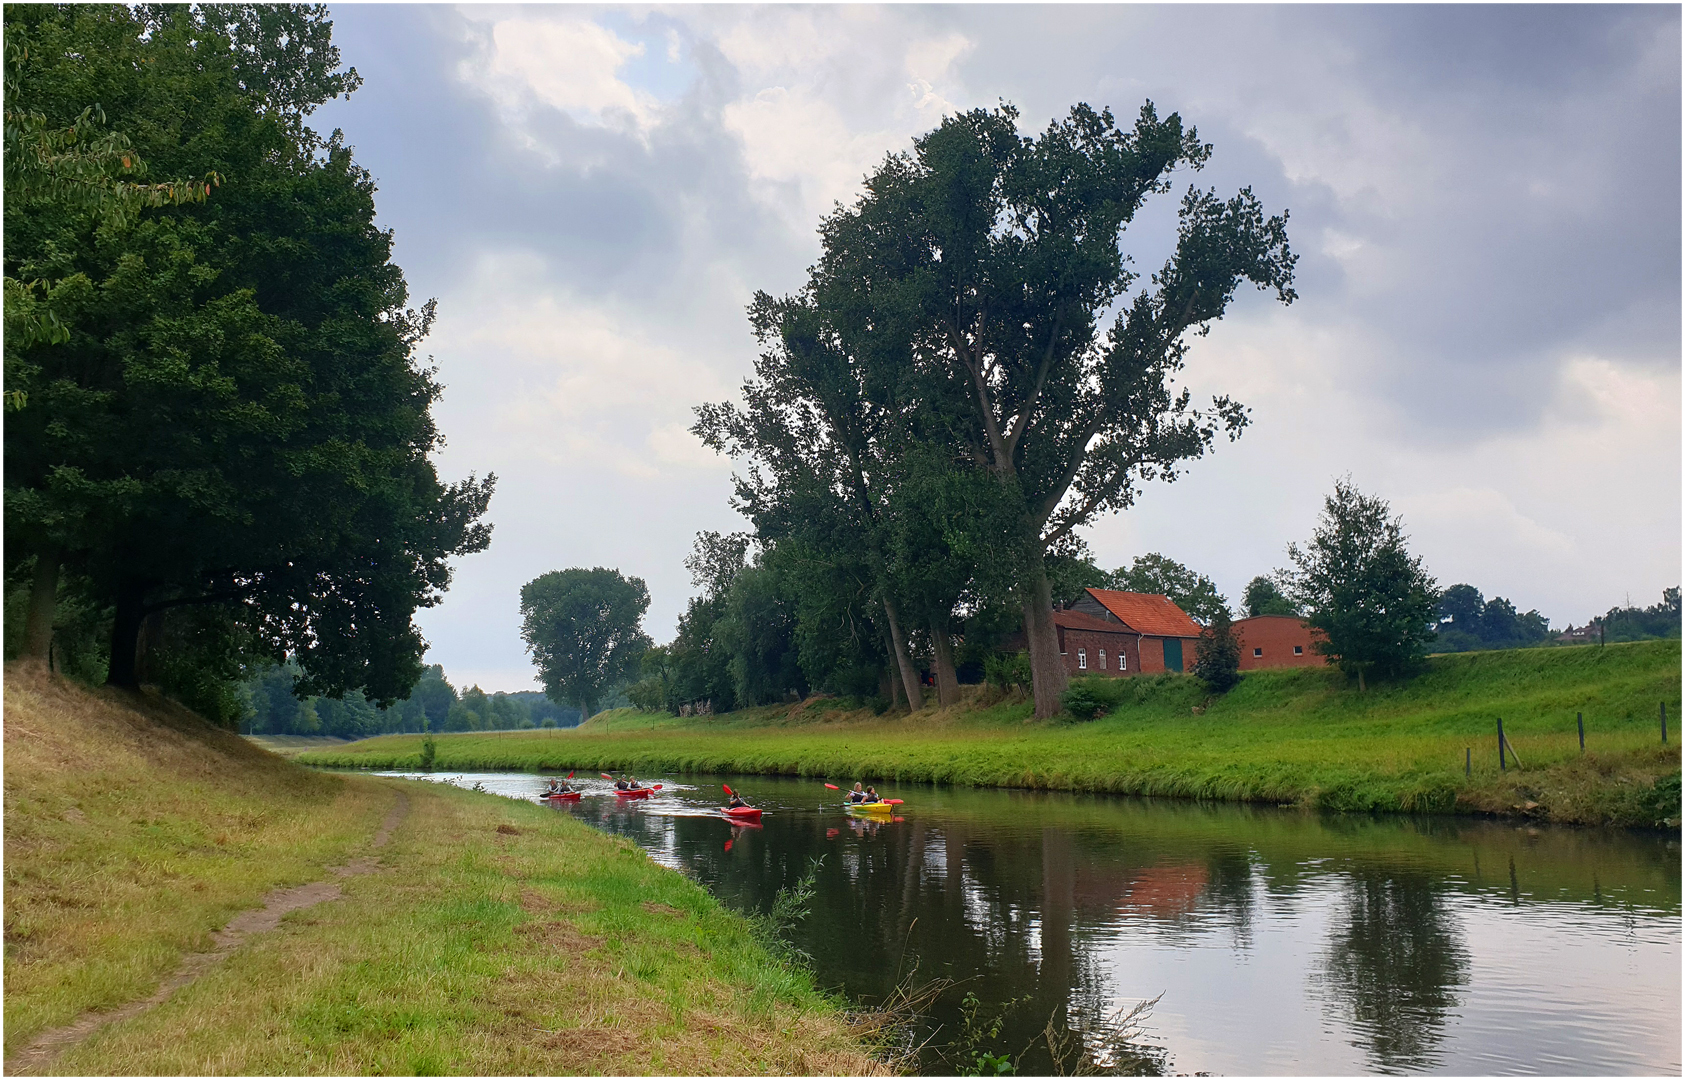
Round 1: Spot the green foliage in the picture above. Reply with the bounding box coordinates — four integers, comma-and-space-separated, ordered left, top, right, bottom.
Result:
716, 559, 807, 707
1602, 588, 1682, 644
1285, 478, 1440, 687
1061, 676, 1129, 720
4, 4, 493, 705
1193, 609, 1243, 693
984, 650, 1032, 693
1244, 574, 1299, 617
952, 991, 1023, 1076
1435, 584, 1552, 652
519, 567, 653, 719
750, 856, 825, 970
1108, 553, 1230, 624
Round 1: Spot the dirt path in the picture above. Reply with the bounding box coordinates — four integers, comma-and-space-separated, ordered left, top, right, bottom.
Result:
6, 791, 410, 1076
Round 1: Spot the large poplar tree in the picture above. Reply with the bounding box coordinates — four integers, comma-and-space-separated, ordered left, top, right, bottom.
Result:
708, 101, 1296, 717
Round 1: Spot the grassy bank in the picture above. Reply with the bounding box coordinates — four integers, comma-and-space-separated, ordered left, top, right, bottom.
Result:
303, 641, 1682, 828
3, 663, 876, 1074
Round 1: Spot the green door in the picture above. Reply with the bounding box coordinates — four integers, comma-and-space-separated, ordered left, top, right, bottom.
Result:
1163, 638, 1183, 672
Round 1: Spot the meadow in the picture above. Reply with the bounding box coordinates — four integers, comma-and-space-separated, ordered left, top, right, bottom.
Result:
303, 641, 1682, 828
3, 664, 875, 1075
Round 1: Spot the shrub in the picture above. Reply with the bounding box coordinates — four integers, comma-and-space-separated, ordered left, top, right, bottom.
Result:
984, 650, 1032, 693
1193, 610, 1242, 693
1061, 676, 1128, 720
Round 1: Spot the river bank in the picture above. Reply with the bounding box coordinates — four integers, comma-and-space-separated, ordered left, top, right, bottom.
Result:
302, 641, 1682, 828
2, 663, 877, 1075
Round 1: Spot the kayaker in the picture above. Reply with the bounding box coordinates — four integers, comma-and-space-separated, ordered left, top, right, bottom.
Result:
554, 778, 574, 794
848, 783, 866, 804
545, 778, 560, 794
863, 786, 880, 804
727, 792, 749, 810
614, 777, 629, 791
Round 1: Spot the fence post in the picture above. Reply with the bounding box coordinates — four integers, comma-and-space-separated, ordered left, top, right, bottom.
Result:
1663, 702, 1668, 745
1497, 718, 1507, 771
1465, 747, 1471, 778
1577, 711, 1584, 752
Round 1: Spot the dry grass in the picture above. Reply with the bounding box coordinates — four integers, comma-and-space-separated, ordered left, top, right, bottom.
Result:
4, 662, 878, 1075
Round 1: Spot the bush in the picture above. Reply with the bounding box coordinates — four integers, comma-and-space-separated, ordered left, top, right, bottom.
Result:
1060, 676, 1128, 720
1193, 611, 1242, 693
984, 650, 1031, 692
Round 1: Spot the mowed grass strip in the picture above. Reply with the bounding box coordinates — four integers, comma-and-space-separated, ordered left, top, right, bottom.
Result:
48, 781, 878, 1076
304, 641, 1682, 826
4, 664, 877, 1075
4, 664, 390, 1054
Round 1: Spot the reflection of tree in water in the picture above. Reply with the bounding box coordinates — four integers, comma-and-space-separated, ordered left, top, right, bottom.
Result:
1313, 871, 1469, 1072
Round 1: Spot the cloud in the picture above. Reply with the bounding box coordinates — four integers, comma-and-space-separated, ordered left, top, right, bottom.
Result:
459, 10, 661, 135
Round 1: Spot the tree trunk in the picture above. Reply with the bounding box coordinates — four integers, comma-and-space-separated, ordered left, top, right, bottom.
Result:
880, 594, 924, 712
887, 663, 905, 710
1020, 560, 1067, 719
25, 544, 61, 660
929, 611, 960, 708
1356, 667, 1366, 693
135, 612, 164, 685
106, 580, 146, 690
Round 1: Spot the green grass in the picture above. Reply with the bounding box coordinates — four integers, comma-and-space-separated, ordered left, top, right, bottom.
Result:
3, 663, 877, 1074
302, 641, 1683, 827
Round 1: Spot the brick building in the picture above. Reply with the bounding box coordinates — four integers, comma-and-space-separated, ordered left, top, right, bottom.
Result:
1064, 588, 1204, 675
1231, 615, 1327, 670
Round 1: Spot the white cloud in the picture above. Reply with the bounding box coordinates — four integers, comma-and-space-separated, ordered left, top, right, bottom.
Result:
459, 12, 659, 132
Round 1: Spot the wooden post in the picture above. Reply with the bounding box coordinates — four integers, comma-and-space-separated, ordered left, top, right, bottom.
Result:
1497, 718, 1506, 771
1577, 712, 1584, 752
1465, 747, 1471, 777
1662, 702, 1668, 745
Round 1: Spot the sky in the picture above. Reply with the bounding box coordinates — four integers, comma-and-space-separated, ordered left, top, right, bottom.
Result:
308, 4, 1682, 694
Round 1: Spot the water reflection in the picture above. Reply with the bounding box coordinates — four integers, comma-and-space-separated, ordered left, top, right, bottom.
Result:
1312, 872, 1469, 1071
370, 771, 1681, 1075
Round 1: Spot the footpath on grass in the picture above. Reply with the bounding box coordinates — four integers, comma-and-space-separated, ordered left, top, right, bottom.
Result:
3, 663, 878, 1075
303, 641, 1683, 829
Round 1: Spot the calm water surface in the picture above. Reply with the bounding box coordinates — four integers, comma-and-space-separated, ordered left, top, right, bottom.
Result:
376, 770, 1680, 1075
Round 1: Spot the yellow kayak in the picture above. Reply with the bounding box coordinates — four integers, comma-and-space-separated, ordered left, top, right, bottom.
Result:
845, 801, 895, 815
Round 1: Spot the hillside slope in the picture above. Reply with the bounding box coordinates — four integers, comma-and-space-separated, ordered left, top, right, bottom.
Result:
304, 641, 1682, 827
3, 664, 875, 1074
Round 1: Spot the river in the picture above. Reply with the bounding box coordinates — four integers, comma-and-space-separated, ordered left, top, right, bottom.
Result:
372, 770, 1681, 1075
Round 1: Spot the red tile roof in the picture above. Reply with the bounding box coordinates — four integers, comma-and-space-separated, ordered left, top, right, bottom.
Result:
1084, 589, 1203, 638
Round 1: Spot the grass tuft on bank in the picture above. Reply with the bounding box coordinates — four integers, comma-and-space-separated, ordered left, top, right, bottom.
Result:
3, 662, 877, 1074
303, 641, 1682, 828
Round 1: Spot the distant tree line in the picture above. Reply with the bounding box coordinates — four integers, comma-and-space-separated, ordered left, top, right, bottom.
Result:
241, 663, 578, 739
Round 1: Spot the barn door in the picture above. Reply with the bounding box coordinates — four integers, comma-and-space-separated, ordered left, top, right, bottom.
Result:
1163, 637, 1183, 672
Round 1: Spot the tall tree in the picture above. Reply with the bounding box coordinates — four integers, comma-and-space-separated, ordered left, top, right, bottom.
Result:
801, 101, 1296, 717
1108, 553, 1230, 624
519, 567, 653, 721
4, 5, 491, 702
1282, 478, 1439, 690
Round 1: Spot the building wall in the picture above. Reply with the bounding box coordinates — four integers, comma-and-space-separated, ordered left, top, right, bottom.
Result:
1233, 616, 1327, 670
1058, 627, 1140, 677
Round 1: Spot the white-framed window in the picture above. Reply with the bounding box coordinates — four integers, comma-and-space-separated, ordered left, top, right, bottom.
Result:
1294, 645, 1304, 655
1098, 649, 1107, 670
1120, 651, 1127, 672
1077, 648, 1087, 670
1254, 647, 1263, 657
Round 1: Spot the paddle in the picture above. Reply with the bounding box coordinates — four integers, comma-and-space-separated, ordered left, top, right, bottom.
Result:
823, 783, 840, 790
567, 771, 575, 779
600, 773, 616, 780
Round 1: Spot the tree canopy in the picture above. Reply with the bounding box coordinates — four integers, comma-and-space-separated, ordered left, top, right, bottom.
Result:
519, 567, 653, 720
4, 4, 492, 707
1283, 478, 1439, 689
1244, 575, 1299, 618
699, 100, 1296, 717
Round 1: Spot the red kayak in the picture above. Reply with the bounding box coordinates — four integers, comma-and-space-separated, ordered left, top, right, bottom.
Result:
615, 787, 656, 799
719, 805, 762, 821
541, 791, 580, 801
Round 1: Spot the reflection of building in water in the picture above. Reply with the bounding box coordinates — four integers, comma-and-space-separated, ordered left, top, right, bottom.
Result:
1116, 863, 1210, 918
